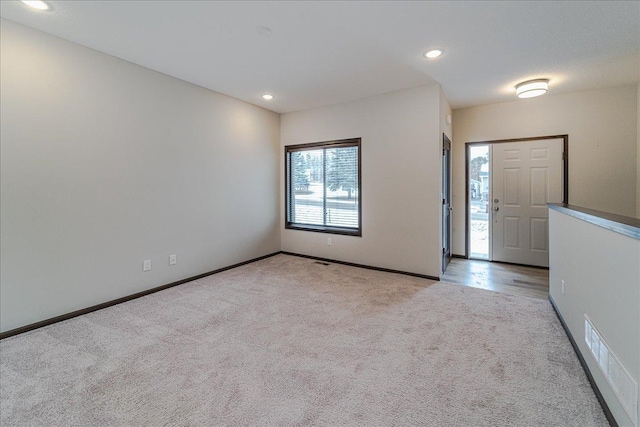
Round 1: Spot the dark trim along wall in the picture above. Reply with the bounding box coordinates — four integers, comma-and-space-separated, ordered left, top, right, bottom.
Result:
549, 295, 618, 427
281, 252, 440, 281
0, 252, 281, 340
0, 251, 438, 340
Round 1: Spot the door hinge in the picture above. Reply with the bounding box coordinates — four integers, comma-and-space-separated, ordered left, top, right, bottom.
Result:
443, 247, 446, 254
442, 198, 446, 205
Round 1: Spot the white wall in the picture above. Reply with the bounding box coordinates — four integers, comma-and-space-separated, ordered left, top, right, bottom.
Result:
452, 85, 638, 255
280, 85, 446, 278
0, 20, 281, 332
440, 87, 453, 143
549, 209, 640, 427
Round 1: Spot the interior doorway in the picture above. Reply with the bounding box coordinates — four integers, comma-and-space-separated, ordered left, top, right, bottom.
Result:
465, 135, 568, 267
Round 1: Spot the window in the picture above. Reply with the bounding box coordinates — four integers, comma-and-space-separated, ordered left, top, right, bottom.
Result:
285, 138, 361, 236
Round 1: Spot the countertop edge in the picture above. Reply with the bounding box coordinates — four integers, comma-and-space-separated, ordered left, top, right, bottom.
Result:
548, 203, 640, 241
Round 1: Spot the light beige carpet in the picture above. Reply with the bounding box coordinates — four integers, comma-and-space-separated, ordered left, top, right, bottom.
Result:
0, 254, 608, 426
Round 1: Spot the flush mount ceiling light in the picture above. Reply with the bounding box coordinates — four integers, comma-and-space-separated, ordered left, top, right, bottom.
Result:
21, 0, 49, 10
515, 79, 549, 99
262, 94, 274, 101
424, 49, 443, 59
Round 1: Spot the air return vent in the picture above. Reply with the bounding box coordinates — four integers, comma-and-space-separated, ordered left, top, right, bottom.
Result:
585, 315, 638, 426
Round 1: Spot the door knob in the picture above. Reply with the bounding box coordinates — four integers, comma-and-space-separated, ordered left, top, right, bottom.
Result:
493, 206, 499, 211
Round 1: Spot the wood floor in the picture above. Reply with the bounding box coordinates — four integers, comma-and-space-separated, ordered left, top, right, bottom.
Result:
442, 258, 549, 300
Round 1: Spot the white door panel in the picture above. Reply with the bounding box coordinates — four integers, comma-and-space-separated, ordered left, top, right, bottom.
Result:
503, 168, 520, 206
491, 139, 563, 267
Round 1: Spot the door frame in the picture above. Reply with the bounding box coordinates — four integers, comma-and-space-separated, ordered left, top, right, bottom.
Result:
442, 133, 452, 272
464, 135, 569, 259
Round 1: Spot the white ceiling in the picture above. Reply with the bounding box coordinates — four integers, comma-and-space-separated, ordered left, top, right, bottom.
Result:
1, 1, 639, 114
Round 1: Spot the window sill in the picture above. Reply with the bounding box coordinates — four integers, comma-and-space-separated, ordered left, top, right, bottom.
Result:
285, 223, 361, 237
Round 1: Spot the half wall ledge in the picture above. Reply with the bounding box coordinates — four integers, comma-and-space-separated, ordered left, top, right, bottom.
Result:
548, 203, 640, 240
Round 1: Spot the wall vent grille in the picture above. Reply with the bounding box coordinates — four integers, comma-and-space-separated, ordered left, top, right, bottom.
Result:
585, 315, 638, 426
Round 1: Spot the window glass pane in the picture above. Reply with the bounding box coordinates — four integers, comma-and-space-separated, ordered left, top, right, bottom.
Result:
325, 146, 358, 228
286, 139, 360, 235
291, 149, 324, 226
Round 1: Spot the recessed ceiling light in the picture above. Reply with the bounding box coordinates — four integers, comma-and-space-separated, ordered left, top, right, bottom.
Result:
21, 0, 49, 10
515, 79, 549, 98
425, 49, 443, 59
262, 94, 274, 101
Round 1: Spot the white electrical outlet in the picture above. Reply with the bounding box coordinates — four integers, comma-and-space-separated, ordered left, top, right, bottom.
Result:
169, 254, 177, 266
327, 238, 332, 246
143, 259, 152, 272
561, 280, 565, 294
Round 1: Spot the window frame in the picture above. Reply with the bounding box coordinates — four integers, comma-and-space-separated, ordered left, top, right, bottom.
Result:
285, 138, 362, 237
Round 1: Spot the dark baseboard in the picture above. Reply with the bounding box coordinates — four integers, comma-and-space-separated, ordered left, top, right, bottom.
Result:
548, 295, 617, 427
0, 251, 282, 340
281, 251, 440, 281
452, 254, 466, 259
492, 260, 549, 270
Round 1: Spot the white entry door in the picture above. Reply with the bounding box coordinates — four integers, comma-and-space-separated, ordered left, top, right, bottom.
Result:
491, 139, 563, 267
